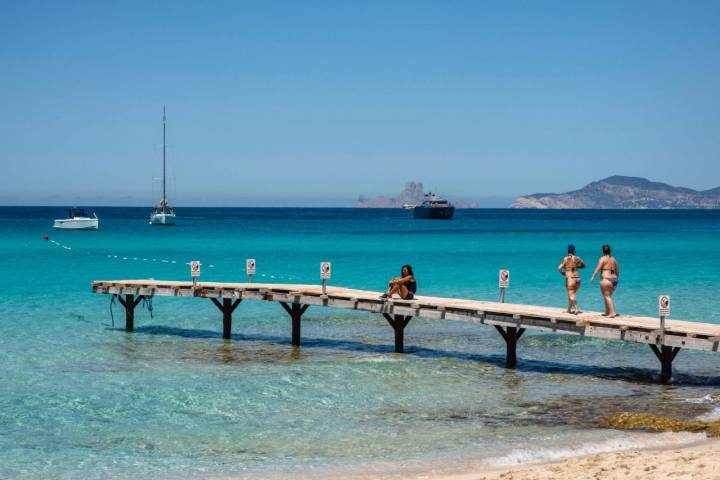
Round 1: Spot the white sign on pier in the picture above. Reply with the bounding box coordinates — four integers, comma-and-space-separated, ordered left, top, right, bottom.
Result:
320, 262, 332, 280
658, 295, 670, 317
499, 269, 510, 289
246, 258, 256, 275
190, 261, 201, 278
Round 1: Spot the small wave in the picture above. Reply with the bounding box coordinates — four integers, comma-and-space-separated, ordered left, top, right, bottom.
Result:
696, 407, 720, 422
352, 355, 406, 363
686, 393, 720, 404
686, 394, 720, 421
487, 432, 705, 467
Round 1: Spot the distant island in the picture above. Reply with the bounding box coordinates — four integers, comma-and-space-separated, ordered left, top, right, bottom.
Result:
357, 182, 480, 208
512, 176, 720, 209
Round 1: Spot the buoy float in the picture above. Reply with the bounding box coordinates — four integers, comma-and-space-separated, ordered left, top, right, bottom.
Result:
43, 234, 49, 240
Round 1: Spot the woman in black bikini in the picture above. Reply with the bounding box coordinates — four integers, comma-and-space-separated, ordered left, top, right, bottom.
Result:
558, 244, 587, 314
590, 244, 619, 317
381, 265, 416, 300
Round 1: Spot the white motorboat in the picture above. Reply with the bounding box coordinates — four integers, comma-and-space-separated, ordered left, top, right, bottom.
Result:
401, 202, 417, 210
150, 106, 177, 226
53, 208, 99, 230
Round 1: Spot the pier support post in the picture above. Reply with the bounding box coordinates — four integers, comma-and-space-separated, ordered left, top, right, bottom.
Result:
649, 345, 681, 383
115, 294, 144, 332
383, 314, 413, 353
494, 326, 525, 369
279, 302, 310, 346
210, 298, 243, 339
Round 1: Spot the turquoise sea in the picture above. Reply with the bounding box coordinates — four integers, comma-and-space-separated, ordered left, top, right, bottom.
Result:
1, 207, 720, 479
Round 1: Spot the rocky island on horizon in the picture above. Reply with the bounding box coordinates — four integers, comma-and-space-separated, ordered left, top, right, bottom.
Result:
512, 176, 720, 209
357, 182, 480, 208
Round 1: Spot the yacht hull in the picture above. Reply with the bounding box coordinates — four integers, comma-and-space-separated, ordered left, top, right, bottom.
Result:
53, 218, 99, 230
413, 206, 455, 219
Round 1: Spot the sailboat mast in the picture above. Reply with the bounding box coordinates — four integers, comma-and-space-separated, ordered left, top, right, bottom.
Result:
162, 106, 166, 207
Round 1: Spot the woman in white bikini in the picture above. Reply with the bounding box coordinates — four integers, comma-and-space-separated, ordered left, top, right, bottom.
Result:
590, 244, 620, 317
558, 244, 587, 314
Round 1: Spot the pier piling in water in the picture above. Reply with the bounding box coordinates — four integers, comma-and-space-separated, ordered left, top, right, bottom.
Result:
280, 302, 309, 346
494, 326, 526, 368
95, 280, 720, 383
383, 314, 413, 353
210, 297, 242, 339
114, 294, 145, 332
650, 344, 681, 383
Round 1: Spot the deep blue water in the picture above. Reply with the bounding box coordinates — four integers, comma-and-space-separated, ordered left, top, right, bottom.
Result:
1, 207, 719, 479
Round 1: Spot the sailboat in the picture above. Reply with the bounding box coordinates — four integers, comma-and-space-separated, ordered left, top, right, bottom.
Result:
150, 106, 176, 225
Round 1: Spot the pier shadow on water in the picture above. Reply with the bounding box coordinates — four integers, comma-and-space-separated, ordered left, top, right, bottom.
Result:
118, 325, 720, 386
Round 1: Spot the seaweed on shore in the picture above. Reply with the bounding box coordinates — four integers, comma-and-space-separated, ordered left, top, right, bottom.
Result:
597, 412, 720, 437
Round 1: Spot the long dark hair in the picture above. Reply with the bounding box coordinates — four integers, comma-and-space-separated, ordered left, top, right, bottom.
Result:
401, 264, 414, 277
602, 244, 611, 255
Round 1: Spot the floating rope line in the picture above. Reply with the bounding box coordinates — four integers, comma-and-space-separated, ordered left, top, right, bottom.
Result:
48, 237, 301, 282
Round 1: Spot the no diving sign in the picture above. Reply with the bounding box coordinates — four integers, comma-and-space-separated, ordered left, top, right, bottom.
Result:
658, 295, 670, 317
499, 269, 510, 289
246, 258, 256, 275
190, 260, 201, 278
320, 262, 332, 280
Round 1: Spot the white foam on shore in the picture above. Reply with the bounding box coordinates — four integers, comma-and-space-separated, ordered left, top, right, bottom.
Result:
686, 393, 720, 421
686, 393, 720, 405
696, 407, 720, 421
486, 432, 705, 467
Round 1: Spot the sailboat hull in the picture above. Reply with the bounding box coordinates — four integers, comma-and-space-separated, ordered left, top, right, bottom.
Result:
149, 213, 176, 225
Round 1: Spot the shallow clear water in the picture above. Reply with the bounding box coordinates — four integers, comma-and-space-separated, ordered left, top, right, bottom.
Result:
1, 207, 719, 479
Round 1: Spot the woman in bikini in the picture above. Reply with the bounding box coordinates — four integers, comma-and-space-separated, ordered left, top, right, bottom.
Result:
381, 265, 416, 300
558, 244, 587, 314
590, 244, 619, 317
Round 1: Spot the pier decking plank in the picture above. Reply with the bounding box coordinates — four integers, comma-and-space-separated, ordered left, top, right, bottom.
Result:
92, 280, 720, 350
92, 279, 720, 381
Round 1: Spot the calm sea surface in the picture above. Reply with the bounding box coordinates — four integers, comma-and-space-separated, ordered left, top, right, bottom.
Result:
1, 207, 719, 479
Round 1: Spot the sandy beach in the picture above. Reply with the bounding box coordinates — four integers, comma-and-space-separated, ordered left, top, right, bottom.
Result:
384, 438, 720, 480
261, 437, 720, 480
438, 439, 720, 480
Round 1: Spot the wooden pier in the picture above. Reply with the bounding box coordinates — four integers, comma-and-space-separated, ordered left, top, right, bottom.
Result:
92, 280, 720, 383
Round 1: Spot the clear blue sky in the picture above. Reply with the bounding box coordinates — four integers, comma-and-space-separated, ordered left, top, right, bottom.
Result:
2, 0, 719, 206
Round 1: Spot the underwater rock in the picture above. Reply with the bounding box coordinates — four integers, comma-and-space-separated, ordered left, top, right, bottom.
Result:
597, 412, 720, 437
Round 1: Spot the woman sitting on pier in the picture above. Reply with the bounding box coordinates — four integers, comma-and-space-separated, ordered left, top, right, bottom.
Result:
381, 265, 416, 300
558, 245, 587, 314
590, 244, 620, 317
